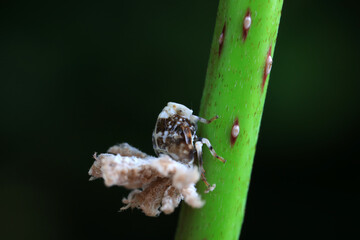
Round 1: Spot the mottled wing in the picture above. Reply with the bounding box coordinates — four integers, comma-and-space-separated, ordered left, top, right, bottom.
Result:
181, 125, 193, 145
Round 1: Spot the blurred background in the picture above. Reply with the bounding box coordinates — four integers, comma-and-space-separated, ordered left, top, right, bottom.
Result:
1, 0, 359, 239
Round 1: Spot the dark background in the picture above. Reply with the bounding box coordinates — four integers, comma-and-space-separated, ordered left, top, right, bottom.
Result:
1, 1, 359, 239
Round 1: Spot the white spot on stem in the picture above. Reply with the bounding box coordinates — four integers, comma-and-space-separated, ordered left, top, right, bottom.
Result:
232, 124, 240, 139
266, 55, 273, 75
219, 32, 224, 45
244, 15, 251, 30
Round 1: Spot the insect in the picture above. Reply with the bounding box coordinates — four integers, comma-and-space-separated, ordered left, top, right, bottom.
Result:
152, 102, 226, 192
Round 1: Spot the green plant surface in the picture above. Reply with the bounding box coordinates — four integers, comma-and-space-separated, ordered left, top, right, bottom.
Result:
175, 0, 283, 239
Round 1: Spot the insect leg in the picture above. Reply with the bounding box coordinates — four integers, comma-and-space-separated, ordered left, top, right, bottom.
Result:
192, 115, 219, 124
199, 137, 226, 163
195, 141, 206, 174
195, 140, 217, 193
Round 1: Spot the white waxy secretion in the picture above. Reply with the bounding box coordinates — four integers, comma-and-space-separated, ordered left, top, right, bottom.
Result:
159, 102, 193, 120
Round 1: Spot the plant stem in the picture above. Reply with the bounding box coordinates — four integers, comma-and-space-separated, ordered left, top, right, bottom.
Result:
175, 0, 283, 239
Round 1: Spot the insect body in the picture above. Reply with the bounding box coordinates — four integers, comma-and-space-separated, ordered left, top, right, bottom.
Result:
152, 102, 226, 192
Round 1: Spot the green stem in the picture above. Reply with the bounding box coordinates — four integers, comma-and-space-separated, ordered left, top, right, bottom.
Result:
175, 0, 283, 239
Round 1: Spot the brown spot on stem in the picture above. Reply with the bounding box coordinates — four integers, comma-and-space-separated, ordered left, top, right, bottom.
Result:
230, 118, 240, 147
219, 23, 226, 56
262, 46, 272, 91
242, 9, 251, 41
